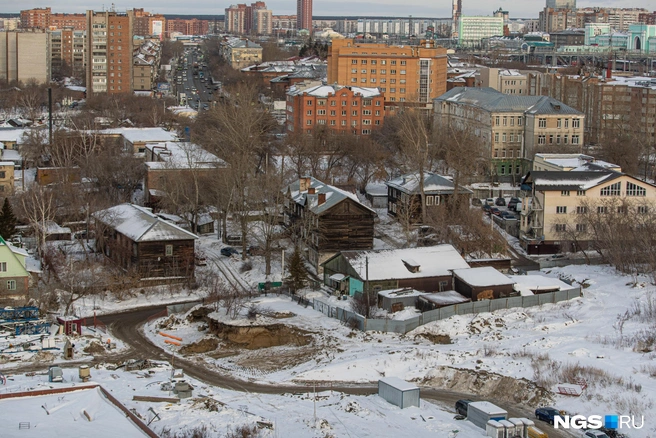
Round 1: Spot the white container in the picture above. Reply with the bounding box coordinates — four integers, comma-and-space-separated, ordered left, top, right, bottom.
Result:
499, 419, 516, 438
509, 418, 525, 438
486, 420, 505, 438
520, 418, 535, 438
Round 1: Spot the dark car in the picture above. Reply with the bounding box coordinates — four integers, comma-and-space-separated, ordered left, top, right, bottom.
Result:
495, 197, 506, 206
482, 204, 492, 215
455, 399, 473, 417
500, 211, 516, 219
507, 197, 520, 209
535, 407, 563, 424
490, 207, 502, 216
220, 247, 239, 257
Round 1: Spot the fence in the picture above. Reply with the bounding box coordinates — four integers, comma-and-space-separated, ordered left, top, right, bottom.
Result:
311, 287, 581, 335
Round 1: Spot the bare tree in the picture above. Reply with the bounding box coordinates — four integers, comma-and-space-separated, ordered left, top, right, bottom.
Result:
17, 184, 55, 255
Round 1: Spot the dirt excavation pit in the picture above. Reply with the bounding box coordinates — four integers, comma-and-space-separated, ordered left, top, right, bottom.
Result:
180, 337, 220, 354
208, 321, 313, 350
422, 366, 553, 406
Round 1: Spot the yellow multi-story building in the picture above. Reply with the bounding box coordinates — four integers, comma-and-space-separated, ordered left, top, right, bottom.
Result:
0, 162, 15, 194
520, 168, 656, 253
327, 38, 447, 107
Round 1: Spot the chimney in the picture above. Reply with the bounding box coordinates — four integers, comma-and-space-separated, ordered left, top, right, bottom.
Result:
308, 187, 315, 194
318, 193, 326, 205
606, 60, 612, 79
299, 176, 311, 192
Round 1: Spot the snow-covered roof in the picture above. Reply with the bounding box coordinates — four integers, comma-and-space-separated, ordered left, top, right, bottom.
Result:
452, 266, 514, 287
0, 128, 27, 143
377, 287, 425, 299
93, 204, 198, 242
508, 274, 575, 296
365, 182, 388, 196
287, 83, 381, 99
66, 85, 86, 92
0, 239, 28, 258
386, 172, 472, 195
1, 149, 22, 162
535, 153, 620, 171
286, 176, 374, 216
418, 290, 470, 305
379, 377, 418, 391
42, 221, 71, 235
337, 245, 470, 281
145, 142, 226, 169
526, 170, 622, 191
93, 127, 177, 143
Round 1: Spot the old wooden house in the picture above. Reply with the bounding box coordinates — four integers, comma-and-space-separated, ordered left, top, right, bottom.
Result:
385, 172, 472, 222
283, 176, 376, 272
93, 204, 198, 281
452, 266, 515, 301
322, 245, 471, 294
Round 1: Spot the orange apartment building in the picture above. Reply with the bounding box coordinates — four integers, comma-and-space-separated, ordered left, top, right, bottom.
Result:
20, 8, 86, 30
286, 82, 385, 135
50, 13, 86, 31
327, 38, 448, 108
86, 10, 134, 95
132, 8, 166, 37
166, 18, 209, 36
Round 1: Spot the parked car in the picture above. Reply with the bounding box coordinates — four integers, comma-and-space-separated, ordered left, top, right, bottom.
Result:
500, 211, 516, 220
482, 204, 492, 214
220, 247, 239, 257
535, 406, 563, 424
495, 197, 506, 206
455, 399, 473, 416
583, 431, 610, 438
194, 254, 207, 266
490, 207, 502, 216
471, 198, 482, 206
507, 197, 520, 209
485, 198, 495, 206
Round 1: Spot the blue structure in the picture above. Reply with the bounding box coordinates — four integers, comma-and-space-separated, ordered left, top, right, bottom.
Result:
0, 307, 49, 336
0, 306, 40, 323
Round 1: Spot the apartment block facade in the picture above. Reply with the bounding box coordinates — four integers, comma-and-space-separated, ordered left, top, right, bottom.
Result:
20, 7, 50, 29
225, 2, 273, 35
219, 37, 262, 69
50, 27, 86, 79
286, 82, 384, 135
434, 87, 584, 180
86, 10, 134, 95
297, 0, 312, 31
476, 67, 529, 95
328, 38, 447, 107
458, 16, 504, 48
0, 30, 50, 84
132, 8, 166, 37
166, 18, 209, 36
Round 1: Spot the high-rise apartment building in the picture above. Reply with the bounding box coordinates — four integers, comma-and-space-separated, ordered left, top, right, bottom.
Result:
297, 0, 312, 31
253, 4, 273, 35
458, 16, 504, 48
50, 13, 86, 31
50, 27, 86, 79
225, 5, 247, 34
225, 3, 272, 35
546, 0, 576, 9
328, 39, 448, 106
0, 30, 50, 84
132, 8, 166, 37
606, 8, 648, 32
451, 0, 462, 38
166, 18, 209, 36
86, 10, 134, 95
20, 8, 51, 29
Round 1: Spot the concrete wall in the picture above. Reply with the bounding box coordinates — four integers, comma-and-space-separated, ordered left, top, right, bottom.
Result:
0, 31, 49, 83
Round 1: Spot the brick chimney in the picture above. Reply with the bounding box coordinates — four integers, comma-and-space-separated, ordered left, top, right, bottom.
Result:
299, 176, 311, 192
318, 193, 326, 205
308, 187, 315, 194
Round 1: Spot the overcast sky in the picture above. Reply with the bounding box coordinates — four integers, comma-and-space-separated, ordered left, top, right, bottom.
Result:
2, 0, 653, 19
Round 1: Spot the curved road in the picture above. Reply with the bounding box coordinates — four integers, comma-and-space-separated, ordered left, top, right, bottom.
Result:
96, 305, 572, 438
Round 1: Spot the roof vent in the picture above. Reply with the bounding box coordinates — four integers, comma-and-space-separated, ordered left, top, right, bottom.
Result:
552, 103, 561, 110
402, 258, 420, 273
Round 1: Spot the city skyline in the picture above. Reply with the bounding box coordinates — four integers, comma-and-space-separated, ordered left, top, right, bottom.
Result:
2, 0, 654, 20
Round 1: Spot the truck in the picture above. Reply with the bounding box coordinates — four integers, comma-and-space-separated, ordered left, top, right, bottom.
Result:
466, 401, 508, 430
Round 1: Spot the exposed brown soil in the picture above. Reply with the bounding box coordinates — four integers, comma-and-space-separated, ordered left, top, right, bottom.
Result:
187, 306, 214, 322
235, 345, 322, 372
180, 337, 220, 354
208, 320, 313, 350
422, 365, 553, 406
84, 341, 107, 354
414, 333, 452, 344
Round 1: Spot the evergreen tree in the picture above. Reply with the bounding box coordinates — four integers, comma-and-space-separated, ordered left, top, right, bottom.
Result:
287, 245, 307, 294
0, 198, 17, 240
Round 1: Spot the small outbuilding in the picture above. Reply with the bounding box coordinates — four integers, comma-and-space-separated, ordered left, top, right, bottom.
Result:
378, 377, 420, 409
416, 290, 470, 312
377, 287, 425, 312
57, 315, 84, 335
452, 266, 515, 301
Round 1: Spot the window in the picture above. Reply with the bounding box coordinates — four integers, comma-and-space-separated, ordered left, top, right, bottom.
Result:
317, 109, 326, 115
565, 119, 569, 128
351, 78, 357, 83
306, 100, 313, 106
600, 182, 621, 196
538, 118, 546, 128
426, 196, 434, 206
391, 60, 396, 65
330, 120, 336, 125
556, 206, 567, 214
564, 135, 568, 144
352, 101, 358, 106
317, 119, 326, 125
557, 118, 562, 128
370, 69, 376, 74
597, 206, 608, 214
577, 190, 586, 196
341, 110, 347, 116
617, 206, 627, 214
390, 70, 396, 74
495, 116, 500, 125
510, 117, 514, 126
400, 70, 406, 75
549, 134, 554, 144
500, 165, 505, 175
576, 206, 588, 214
576, 224, 587, 232
502, 133, 507, 143
361, 78, 366, 83
561, 190, 570, 196
556, 135, 561, 144
572, 135, 580, 145
330, 100, 336, 106
342, 100, 347, 106
503, 116, 507, 126
361, 60, 367, 64
361, 69, 366, 74
502, 149, 507, 158
351, 59, 358, 64
330, 110, 336, 116
352, 110, 358, 116
400, 60, 406, 65
638, 205, 649, 214
381, 69, 386, 74
0, 262, 5, 271
306, 110, 312, 115
573, 118, 580, 128
626, 182, 646, 197
538, 135, 546, 144
306, 120, 312, 125
7, 280, 16, 290
341, 120, 346, 126
381, 60, 386, 65
371, 60, 377, 65
351, 68, 357, 73
518, 116, 523, 125
494, 132, 499, 142
555, 224, 567, 232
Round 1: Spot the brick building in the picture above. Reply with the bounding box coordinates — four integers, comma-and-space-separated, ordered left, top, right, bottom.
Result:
86, 10, 134, 95
327, 38, 447, 108
132, 8, 166, 37
286, 82, 384, 135
50, 27, 86, 79
50, 13, 86, 31
20, 7, 50, 29
297, 0, 312, 31
166, 18, 209, 36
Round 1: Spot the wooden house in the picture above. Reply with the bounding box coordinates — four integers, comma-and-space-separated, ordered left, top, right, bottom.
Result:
452, 266, 515, 301
385, 172, 472, 222
283, 176, 376, 272
322, 245, 470, 295
0, 236, 30, 303
93, 204, 198, 281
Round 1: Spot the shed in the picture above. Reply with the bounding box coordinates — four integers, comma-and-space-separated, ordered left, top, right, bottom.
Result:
377, 377, 420, 409
57, 315, 84, 335
507, 274, 575, 296
377, 287, 425, 312
452, 267, 515, 301
416, 290, 470, 312
364, 183, 388, 208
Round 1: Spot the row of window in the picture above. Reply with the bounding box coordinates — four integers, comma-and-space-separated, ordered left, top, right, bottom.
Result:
537, 118, 581, 128
560, 190, 586, 196
493, 149, 521, 158
307, 110, 381, 116
556, 205, 650, 214
350, 69, 407, 75
494, 132, 521, 143
352, 59, 406, 65
306, 120, 380, 126
499, 165, 522, 175
600, 181, 646, 197
495, 116, 523, 126
537, 135, 580, 145
554, 223, 587, 232
306, 99, 381, 107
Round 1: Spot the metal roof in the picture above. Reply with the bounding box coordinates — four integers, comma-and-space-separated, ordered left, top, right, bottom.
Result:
285, 177, 375, 216
524, 170, 621, 191
386, 172, 472, 195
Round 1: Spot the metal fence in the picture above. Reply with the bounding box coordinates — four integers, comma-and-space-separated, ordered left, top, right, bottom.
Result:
312, 287, 581, 335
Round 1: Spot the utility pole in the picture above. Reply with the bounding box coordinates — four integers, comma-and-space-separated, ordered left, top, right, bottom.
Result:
48, 87, 53, 145
365, 255, 370, 318
313, 381, 317, 424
